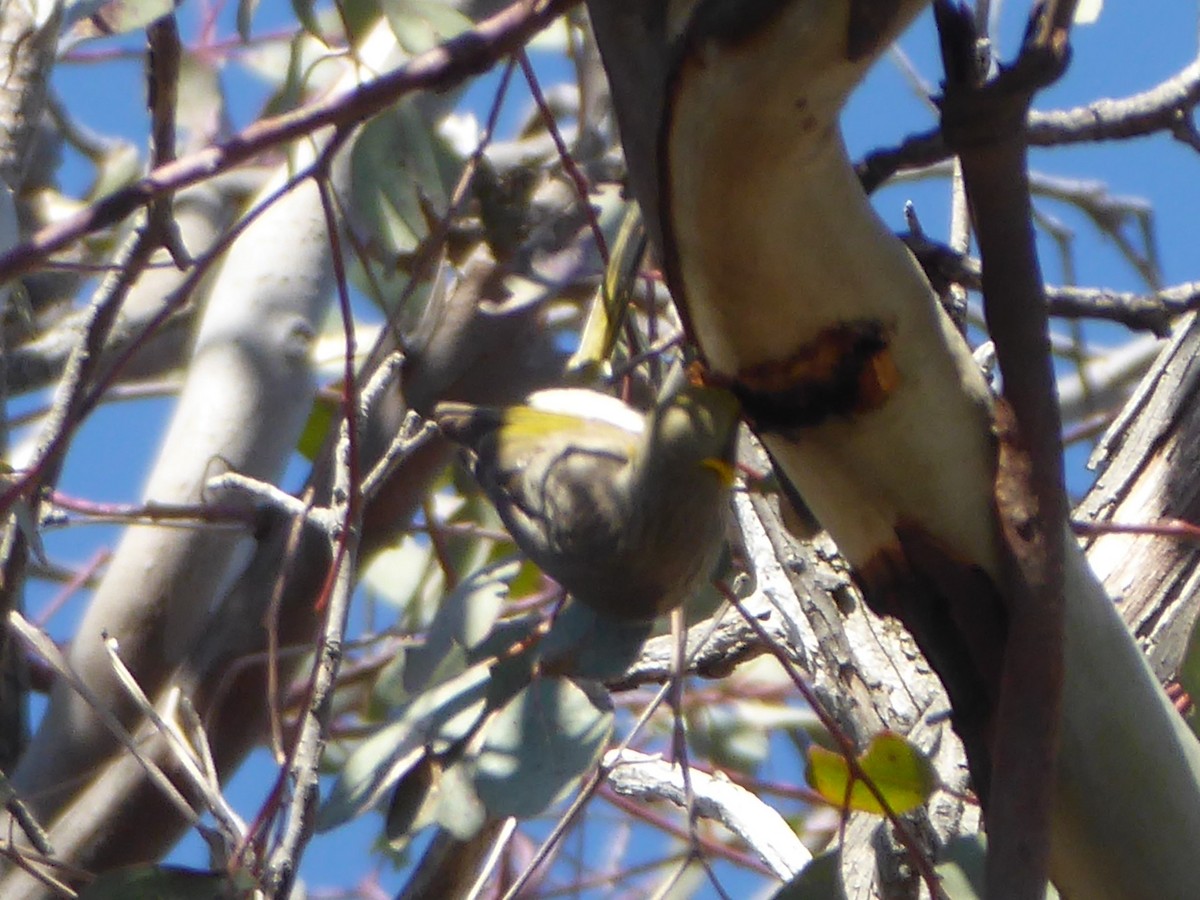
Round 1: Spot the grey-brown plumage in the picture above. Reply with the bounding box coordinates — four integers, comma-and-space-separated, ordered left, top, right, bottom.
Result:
435, 383, 740, 621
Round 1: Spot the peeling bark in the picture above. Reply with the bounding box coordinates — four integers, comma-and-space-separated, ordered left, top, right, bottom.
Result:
1077, 312, 1200, 679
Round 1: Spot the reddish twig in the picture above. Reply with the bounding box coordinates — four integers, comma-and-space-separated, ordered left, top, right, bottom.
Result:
724, 590, 943, 898
0, 0, 579, 285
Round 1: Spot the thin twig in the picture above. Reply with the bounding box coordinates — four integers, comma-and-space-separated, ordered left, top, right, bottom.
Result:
499, 680, 675, 900
724, 591, 944, 897
0, 770, 52, 857
859, 55, 1200, 191
604, 748, 812, 881
0, 0, 579, 285
901, 229, 1196, 335
266, 489, 317, 764
6, 611, 203, 829
0, 152, 331, 519
264, 134, 364, 897
101, 641, 247, 849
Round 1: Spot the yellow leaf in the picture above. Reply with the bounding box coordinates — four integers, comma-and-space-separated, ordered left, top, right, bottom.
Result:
805, 731, 937, 815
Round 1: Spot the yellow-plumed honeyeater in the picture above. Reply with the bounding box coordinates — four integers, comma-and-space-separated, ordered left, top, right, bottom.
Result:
435, 379, 741, 622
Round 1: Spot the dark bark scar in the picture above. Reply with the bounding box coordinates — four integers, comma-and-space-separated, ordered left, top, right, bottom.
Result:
727, 320, 899, 431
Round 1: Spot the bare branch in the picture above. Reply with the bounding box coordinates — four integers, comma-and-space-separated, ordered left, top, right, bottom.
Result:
0, 0, 579, 285
604, 748, 812, 882
859, 55, 1200, 191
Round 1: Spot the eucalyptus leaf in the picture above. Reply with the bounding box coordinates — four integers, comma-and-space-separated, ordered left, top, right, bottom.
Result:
290, 0, 322, 39
380, 0, 471, 56
384, 751, 440, 846
318, 661, 492, 829
936, 835, 986, 900
296, 392, 337, 461
433, 757, 489, 840
176, 52, 227, 151
402, 558, 516, 695
805, 731, 937, 816
773, 850, 846, 900
933, 834, 1060, 900
471, 677, 613, 819
361, 535, 435, 614
539, 600, 653, 682
236, 0, 259, 41
348, 102, 460, 264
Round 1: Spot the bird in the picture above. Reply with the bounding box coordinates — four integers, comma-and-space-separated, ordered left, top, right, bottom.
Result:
434, 375, 741, 622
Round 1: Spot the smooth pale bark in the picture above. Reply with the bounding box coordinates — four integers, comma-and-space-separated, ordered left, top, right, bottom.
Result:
8, 17, 402, 836
588, 0, 1200, 895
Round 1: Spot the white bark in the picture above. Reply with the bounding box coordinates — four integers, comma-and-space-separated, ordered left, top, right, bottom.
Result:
591, 1, 1200, 895
11, 19, 402, 828
604, 747, 813, 882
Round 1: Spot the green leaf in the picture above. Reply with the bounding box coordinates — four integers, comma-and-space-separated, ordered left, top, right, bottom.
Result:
805, 731, 936, 815
538, 600, 654, 682
362, 534, 436, 615
289, 0, 322, 39
384, 751, 440, 846
256, 32, 309, 118
402, 559, 515, 695
432, 757, 488, 839
688, 701, 771, 773
318, 661, 493, 829
773, 850, 846, 900
236, 0, 259, 41
296, 392, 337, 461
78, 865, 240, 900
176, 53, 227, 150
936, 835, 987, 900
464, 612, 542, 668
471, 677, 613, 818
88, 142, 141, 203
380, 0, 471, 56
348, 103, 460, 267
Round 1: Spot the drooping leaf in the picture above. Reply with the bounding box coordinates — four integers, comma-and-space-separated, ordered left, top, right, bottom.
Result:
296, 391, 337, 461
348, 102, 460, 269
773, 849, 846, 900
537, 599, 653, 682
463, 611, 542, 668
936, 834, 987, 900
364, 535, 436, 612
289, 0, 321, 39
318, 661, 493, 829
471, 677, 613, 818
805, 731, 937, 815
432, 756, 488, 840
236, 0, 259, 41
384, 715, 492, 845
384, 750, 440, 846
380, 0, 471, 56
401, 558, 516, 695
176, 52, 227, 151
87, 142, 141, 203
